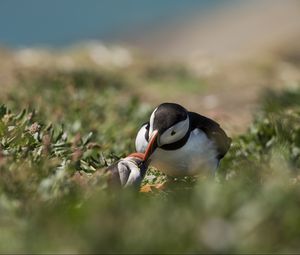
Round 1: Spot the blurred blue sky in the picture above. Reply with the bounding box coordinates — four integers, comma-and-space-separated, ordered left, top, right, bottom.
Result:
0, 0, 228, 47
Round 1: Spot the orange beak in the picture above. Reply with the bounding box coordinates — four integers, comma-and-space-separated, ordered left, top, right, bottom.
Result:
127, 152, 145, 160
143, 130, 159, 162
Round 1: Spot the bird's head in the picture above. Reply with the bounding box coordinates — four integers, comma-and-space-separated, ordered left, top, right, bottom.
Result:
143, 103, 190, 162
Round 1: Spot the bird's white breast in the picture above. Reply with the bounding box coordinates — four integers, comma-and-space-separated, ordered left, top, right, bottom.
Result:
150, 129, 218, 176
135, 124, 148, 153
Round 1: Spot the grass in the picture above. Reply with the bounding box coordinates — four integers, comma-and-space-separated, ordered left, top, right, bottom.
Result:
141, 63, 207, 94
0, 65, 300, 253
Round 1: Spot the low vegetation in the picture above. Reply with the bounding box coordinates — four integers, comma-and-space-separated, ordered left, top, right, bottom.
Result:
0, 66, 300, 253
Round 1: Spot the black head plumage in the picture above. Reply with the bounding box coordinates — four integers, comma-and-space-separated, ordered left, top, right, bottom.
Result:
153, 103, 188, 134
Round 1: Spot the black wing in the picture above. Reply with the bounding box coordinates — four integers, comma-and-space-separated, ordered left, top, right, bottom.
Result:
189, 112, 231, 160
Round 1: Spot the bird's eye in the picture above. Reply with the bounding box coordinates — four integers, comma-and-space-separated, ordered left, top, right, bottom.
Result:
171, 130, 176, 136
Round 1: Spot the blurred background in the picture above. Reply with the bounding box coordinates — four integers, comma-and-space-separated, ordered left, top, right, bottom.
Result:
0, 0, 300, 131
1, 0, 300, 133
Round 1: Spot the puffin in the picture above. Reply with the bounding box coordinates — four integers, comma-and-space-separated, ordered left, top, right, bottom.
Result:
105, 152, 148, 188
135, 103, 231, 176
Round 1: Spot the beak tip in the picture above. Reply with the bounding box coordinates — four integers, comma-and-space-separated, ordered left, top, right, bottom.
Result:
143, 130, 159, 162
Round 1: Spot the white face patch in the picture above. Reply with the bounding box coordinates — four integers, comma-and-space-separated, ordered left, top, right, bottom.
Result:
159, 118, 190, 146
